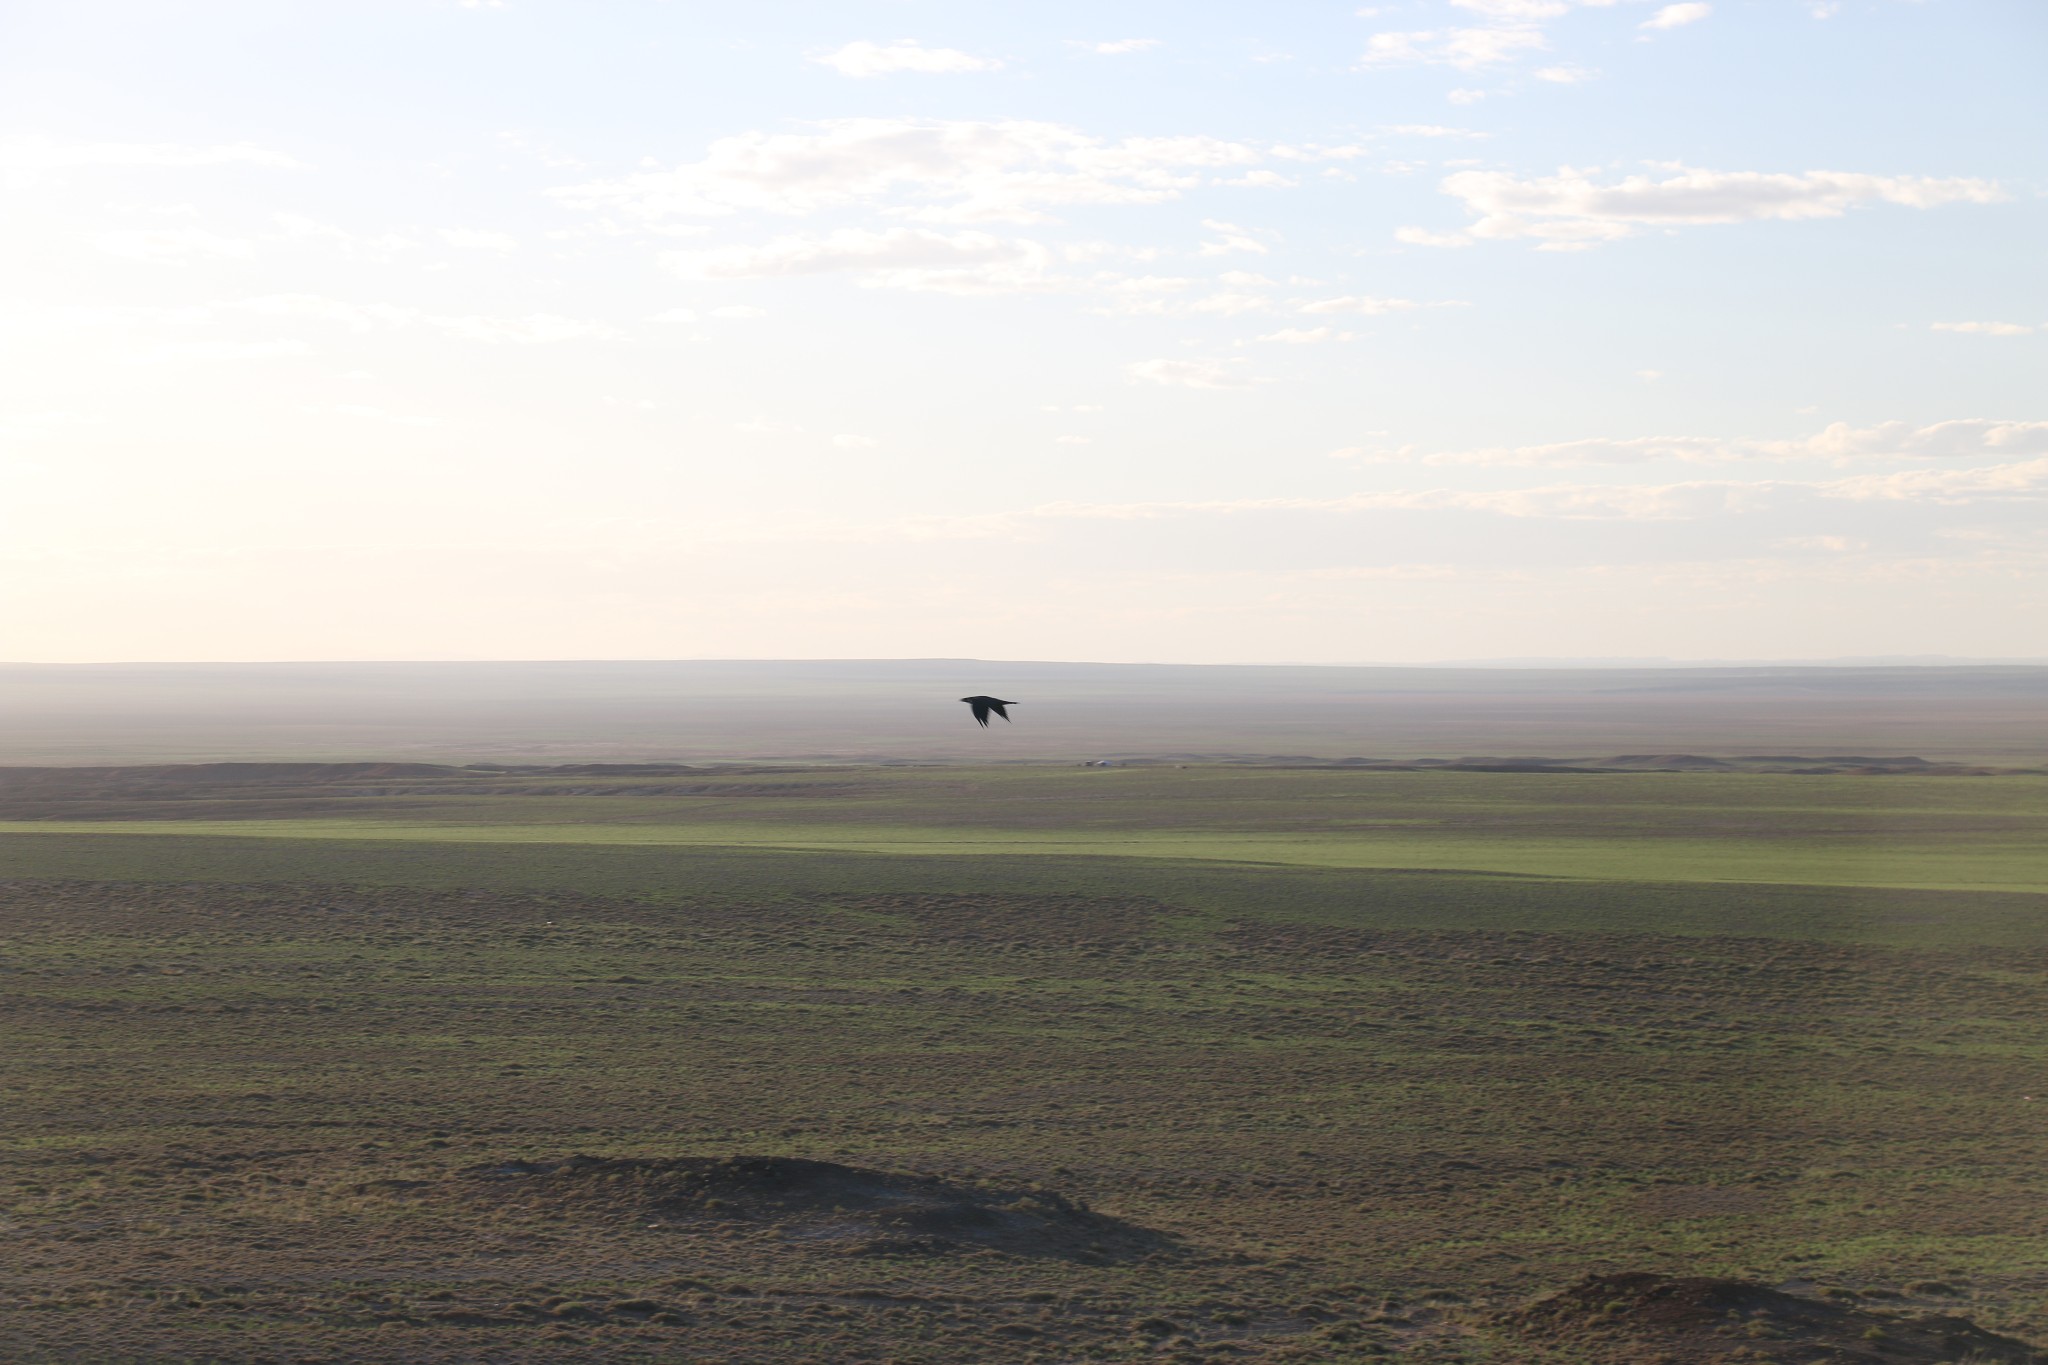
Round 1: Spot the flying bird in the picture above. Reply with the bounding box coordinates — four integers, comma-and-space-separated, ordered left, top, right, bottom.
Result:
960, 695, 1018, 728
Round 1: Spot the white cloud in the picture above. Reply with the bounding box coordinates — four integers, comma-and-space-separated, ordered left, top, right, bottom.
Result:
233, 295, 417, 331
1534, 65, 1595, 83
1447, 88, 1488, 105
1361, 26, 1546, 69
1100, 272, 1273, 317
709, 304, 768, 318
999, 455, 2048, 525
1055, 435, 1094, 444
1196, 220, 1269, 256
35, 294, 626, 350
650, 307, 697, 323
438, 227, 518, 253
1126, 358, 1255, 389
1824, 456, 2048, 505
1271, 143, 1372, 164
552, 119, 1288, 226
734, 419, 805, 435
1403, 164, 2005, 249
319, 403, 438, 426
831, 434, 878, 448
1079, 39, 1161, 55
1103, 279, 1468, 320
1450, 0, 1575, 16
1796, 420, 2048, 463
813, 40, 1002, 78
1643, 3, 1712, 30
1364, 1, 1626, 75
1257, 327, 1354, 344
430, 313, 618, 344
1220, 169, 1298, 190
272, 214, 417, 261
227, 294, 619, 344
663, 228, 1060, 295
1338, 418, 2048, 467
0, 136, 299, 173
1296, 294, 1433, 315
142, 339, 311, 364
94, 227, 254, 261
1382, 124, 1487, 139
1932, 321, 2036, 336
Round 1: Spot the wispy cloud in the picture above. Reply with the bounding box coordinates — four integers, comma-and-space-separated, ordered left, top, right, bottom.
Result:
93, 227, 255, 261
1017, 456, 2048, 524
813, 40, 1002, 78
1932, 321, 2036, 337
140, 338, 312, 364
0, 135, 299, 172
1295, 294, 1445, 315
271, 214, 417, 261
1381, 124, 1488, 139
153, 294, 628, 344
1196, 220, 1269, 256
1127, 358, 1258, 389
1335, 418, 2048, 467
438, 228, 518, 254
1400, 164, 2005, 249
1448, 0, 1580, 16
1257, 327, 1354, 344
1361, 0, 1626, 72
663, 228, 1062, 295
1642, 3, 1712, 31
1360, 25, 1547, 70
553, 118, 1282, 226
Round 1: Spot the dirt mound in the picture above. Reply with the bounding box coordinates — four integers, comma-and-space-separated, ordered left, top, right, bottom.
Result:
1502, 1273, 2039, 1364
457, 1155, 1176, 1262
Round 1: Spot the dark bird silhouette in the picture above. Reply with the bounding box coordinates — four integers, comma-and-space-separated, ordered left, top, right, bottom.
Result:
960, 695, 1018, 727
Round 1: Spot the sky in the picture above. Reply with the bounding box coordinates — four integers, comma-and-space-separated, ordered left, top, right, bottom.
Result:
2, 0, 2043, 664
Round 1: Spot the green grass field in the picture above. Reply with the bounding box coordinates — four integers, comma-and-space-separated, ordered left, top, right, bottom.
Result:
3, 764, 2046, 1362
4, 767, 2045, 891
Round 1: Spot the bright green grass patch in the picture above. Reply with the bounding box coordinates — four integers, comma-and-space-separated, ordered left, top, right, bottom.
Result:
4, 816, 2043, 892
4, 830, 2047, 948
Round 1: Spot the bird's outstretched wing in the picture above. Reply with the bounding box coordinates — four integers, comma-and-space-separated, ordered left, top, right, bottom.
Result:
961, 695, 1018, 727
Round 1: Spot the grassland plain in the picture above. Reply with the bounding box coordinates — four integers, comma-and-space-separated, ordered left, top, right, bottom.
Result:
3, 765, 2047, 1363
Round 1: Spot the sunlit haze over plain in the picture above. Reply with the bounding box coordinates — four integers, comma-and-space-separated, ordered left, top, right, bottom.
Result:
3, 1, 2043, 664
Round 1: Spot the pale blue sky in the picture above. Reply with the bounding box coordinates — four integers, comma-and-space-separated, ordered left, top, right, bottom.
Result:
2, 1, 2042, 662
